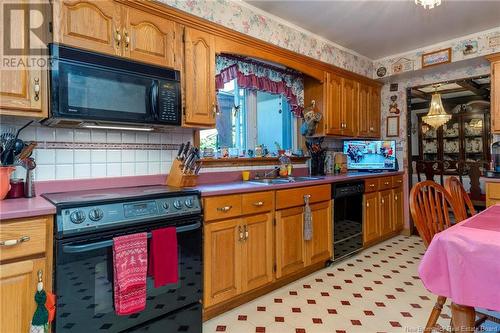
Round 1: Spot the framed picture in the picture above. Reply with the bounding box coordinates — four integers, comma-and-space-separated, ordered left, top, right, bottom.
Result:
421, 48, 452, 68
386, 116, 399, 137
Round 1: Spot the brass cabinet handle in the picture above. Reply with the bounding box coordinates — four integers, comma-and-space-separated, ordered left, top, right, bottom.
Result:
115, 28, 122, 47
244, 225, 249, 240
238, 225, 244, 241
33, 78, 40, 101
368, 184, 375, 187
381, 198, 385, 204
212, 103, 218, 117
123, 29, 130, 49
384, 181, 390, 185
0, 235, 30, 247
366, 202, 370, 208
217, 205, 232, 212
395, 195, 398, 201
253, 201, 264, 207
369, 127, 374, 132
397, 180, 403, 183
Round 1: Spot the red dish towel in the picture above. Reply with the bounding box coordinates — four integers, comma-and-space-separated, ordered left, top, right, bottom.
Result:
148, 227, 178, 288
113, 232, 148, 315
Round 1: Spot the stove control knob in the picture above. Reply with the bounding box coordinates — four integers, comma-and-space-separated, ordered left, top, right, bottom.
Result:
184, 198, 194, 208
173, 200, 182, 210
89, 208, 104, 221
162, 202, 169, 210
70, 210, 86, 224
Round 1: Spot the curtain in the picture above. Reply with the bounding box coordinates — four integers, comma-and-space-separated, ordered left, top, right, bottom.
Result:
215, 54, 304, 117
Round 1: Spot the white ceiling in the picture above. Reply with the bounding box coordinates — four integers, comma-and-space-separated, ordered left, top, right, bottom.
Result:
244, 0, 500, 59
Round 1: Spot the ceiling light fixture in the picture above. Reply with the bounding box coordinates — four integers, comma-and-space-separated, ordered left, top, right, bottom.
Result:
415, 0, 441, 9
422, 85, 451, 129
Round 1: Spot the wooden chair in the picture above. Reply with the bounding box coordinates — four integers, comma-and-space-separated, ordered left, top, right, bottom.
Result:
410, 181, 460, 332
415, 160, 445, 185
444, 176, 477, 222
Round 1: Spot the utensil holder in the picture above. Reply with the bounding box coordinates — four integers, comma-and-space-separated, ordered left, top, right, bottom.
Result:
166, 159, 198, 187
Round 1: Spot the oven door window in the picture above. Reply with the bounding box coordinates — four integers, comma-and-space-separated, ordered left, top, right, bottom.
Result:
55, 227, 201, 332
58, 62, 156, 123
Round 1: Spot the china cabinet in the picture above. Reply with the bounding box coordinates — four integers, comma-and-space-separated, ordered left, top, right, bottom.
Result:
417, 110, 490, 172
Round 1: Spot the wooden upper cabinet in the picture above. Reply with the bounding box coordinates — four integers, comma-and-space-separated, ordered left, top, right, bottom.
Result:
342, 77, 359, 137
325, 73, 343, 135
488, 55, 500, 133
368, 86, 381, 138
0, 0, 47, 117
122, 6, 177, 68
357, 83, 371, 137
53, 0, 121, 56
183, 27, 216, 127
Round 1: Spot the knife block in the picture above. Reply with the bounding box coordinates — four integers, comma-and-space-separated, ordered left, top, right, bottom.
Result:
166, 159, 198, 187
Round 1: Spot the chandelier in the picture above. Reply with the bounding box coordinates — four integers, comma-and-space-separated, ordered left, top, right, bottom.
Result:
415, 0, 442, 9
422, 86, 451, 129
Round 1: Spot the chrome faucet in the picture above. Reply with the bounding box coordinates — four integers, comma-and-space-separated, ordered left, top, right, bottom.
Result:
262, 167, 280, 178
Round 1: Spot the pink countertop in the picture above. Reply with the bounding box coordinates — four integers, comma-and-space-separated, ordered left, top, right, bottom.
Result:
482, 177, 500, 183
196, 171, 404, 197
0, 196, 56, 221
0, 171, 403, 220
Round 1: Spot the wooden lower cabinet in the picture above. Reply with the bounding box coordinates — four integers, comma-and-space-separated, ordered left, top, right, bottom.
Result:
306, 201, 332, 265
204, 212, 273, 308
363, 176, 404, 245
0, 258, 47, 333
486, 181, 500, 207
275, 206, 306, 279
363, 192, 379, 244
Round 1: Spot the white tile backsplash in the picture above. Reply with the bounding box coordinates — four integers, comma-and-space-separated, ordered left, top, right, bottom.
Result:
0, 121, 194, 181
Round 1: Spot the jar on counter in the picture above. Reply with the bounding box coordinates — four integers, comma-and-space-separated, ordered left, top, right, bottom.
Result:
6, 178, 25, 199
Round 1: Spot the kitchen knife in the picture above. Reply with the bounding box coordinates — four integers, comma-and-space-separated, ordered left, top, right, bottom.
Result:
188, 155, 199, 174
176, 143, 185, 160
182, 141, 190, 160
194, 162, 202, 175
182, 147, 196, 174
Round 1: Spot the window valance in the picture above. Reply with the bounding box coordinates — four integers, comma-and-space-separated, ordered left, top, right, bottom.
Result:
215, 54, 304, 117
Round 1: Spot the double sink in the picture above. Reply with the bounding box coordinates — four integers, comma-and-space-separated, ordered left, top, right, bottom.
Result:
246, 176, 324, 185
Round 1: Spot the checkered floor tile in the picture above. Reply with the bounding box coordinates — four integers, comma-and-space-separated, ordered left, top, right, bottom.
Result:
203, 235, 455, 333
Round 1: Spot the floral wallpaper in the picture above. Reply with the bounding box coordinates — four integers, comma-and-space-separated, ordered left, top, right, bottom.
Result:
159, 0, 374, 77
373, 27, 500, 79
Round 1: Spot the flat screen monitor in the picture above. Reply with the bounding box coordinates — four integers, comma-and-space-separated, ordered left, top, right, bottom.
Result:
343, 140, 397, 171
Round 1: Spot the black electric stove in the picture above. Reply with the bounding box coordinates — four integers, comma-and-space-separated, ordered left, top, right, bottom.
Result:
43, 185, 203, 333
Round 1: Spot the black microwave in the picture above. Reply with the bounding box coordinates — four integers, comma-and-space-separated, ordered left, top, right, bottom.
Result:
46, 44, 181, 128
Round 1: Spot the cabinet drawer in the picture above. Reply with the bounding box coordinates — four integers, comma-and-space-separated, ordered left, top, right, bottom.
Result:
204, 195, 242, 221
276, 184, 330, 210
242, 191, 274, 214
365, 179, 379, 193
0, 217, 48, 261
486, 182, 500, 199
392, 175, 404, 188
378, 177, 392, 190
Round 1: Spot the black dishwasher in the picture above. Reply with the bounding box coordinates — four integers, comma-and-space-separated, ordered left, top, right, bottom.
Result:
332, 181, 364, 261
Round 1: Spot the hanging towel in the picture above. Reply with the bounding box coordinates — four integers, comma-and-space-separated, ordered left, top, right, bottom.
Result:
113, 233, 148, 316
304, 195, 313, 241
148, 227, 178, 288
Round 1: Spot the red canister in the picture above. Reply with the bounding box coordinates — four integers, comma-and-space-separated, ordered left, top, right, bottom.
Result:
7, 178, 25, 199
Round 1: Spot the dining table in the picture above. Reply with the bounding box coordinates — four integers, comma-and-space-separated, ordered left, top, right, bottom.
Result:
419, 204, 500, 332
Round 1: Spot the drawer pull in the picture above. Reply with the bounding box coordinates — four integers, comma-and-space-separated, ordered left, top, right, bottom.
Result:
238, 225, 244, 241
369, 184, 375, 187
33, 78, 40, 101
397, 180, 403, 183
217, 205, 232, 212
253, 201, 264, 207
244, 225, 249, 240
0, 235, 30, 247
384, 182, 390, 185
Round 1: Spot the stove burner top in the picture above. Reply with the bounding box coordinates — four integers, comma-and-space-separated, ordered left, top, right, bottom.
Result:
42, 185, 198, 206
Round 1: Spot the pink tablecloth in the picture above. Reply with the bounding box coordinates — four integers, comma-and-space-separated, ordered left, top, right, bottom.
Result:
419, 204, 500, 311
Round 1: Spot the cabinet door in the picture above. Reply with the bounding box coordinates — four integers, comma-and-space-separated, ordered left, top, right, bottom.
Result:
492, 61, 500, 133
368, 86, 381, 137
275, 206, 306, 279
241, 213, 273, 292
305, 201, 332, 265
0, 258, 46, 333
363, 192, 379, 244
183, 27, 216, 127
0, 1, 45, 117
392, 187, 404, 232
53, 0, 121, 56
357, 83, 370, 137
325, 73, 343, 135
204, 219, 241, 307
123, 6, 177, 68
379, 190, 393, 237
342, 77, 359, 137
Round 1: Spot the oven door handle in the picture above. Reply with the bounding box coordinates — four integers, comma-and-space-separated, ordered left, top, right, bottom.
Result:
62, 222, 201, 253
